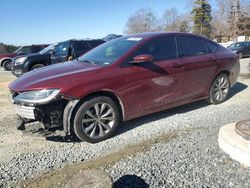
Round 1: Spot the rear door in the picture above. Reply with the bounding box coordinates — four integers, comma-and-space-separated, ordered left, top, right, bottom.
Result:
72, 41, 91, 59
177, 35, 218, 98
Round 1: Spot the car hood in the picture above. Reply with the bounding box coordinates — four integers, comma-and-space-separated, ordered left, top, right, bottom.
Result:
14, 53, 50, 60
9, 60, 103, 94
0, 53, 17, 59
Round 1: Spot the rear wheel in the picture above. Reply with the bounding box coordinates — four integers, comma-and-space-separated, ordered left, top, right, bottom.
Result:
207, 74, 230, 104
3, 59, 12, 71
73, 96, 120, 143
31, 64, 45, 71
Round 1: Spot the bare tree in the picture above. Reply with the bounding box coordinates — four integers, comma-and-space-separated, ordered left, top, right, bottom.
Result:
161, 8, 191, 32
212, 0, 250, 40
162, 8, 180, 31
124, 8, 158, 34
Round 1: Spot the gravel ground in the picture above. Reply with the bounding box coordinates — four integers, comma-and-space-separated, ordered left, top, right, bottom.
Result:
0, 59, 250, 187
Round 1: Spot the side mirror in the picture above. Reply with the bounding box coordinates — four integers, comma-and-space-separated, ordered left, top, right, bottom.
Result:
18, 51, 25, 55
49, 50, 55, 55
130, 54, 153, 64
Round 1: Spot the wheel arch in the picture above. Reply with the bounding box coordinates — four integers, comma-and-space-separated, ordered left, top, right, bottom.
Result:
28, 61, 47, 71
206, 70, 231, 96
212, 70, 231, 86
0, 58, 12, 66
216, 70, 230, 77
76, 90, 125, 120
65, 90, 125, 135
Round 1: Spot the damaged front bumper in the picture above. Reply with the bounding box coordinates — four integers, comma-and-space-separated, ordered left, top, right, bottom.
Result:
11, 91, 79, 137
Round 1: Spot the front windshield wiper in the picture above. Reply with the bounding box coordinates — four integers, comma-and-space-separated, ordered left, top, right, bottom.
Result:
77, 58, 96, 65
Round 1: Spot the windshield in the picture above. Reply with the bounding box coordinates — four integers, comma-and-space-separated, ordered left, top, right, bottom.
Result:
14, 46, 23, 53
229, 42, 244, 48
39, 43, 57, 54
77, 37, 144, 66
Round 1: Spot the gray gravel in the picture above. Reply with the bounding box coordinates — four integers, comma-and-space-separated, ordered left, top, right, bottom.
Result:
104, 124, 250, 188
0, 61, 250, 187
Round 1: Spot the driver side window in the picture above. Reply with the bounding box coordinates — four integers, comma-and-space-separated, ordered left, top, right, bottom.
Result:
134, 36, 177, 61
54, 42, 70, 55
20, 46, 31, 55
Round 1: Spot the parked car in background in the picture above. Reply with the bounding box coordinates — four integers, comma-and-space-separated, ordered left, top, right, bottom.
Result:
103, 34, 122, 41
11, 39, 105, 77
11, 43, 57, 77
227, 41, 250, 58
0, 44, 48, 71
51, 39, 105, 64
9, 32, 240, 143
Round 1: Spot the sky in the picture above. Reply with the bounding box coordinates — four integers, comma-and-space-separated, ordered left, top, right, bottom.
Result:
0, 0, 216, 45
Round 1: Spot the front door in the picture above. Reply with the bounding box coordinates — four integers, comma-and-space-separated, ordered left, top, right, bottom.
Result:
51, 41, 70, 64
122, 36, 186, 119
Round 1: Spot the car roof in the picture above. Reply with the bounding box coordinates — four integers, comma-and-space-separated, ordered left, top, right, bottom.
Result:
124, 32, 211, 40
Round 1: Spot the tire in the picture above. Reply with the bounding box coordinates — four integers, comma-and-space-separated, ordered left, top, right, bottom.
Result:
207, 73, 230, 104
73, 96, 120, 143
31, 64, 45, 71
3, 59, 12, 71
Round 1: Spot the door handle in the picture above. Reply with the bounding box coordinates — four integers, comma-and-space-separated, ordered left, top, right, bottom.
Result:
209, 58, 216, 62
171, 63, 183, 68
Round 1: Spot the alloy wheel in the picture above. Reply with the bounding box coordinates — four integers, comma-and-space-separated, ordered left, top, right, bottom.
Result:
81, 102, 115, 139
212, 75, 230, 102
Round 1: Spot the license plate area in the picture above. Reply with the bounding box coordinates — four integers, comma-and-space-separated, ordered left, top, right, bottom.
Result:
14, 105, 35, 119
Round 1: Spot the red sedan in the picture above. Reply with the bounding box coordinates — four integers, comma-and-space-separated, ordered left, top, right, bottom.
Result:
9, 32, 240, 143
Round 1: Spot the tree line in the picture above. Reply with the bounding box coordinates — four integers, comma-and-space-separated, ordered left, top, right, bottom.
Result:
0, 43, 19, 54
124, 0, 250, 42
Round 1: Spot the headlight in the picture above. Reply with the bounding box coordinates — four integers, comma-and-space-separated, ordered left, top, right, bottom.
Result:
14, 89, 60, 104
15, 57, 27, 65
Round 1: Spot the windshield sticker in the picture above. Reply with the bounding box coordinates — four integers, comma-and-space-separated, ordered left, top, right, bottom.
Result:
127, 37, 143, 41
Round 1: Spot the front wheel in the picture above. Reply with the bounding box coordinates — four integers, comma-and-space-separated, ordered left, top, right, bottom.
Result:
3, 59, 12, 71
73, 96, 120, 143
207, 74, 230, 104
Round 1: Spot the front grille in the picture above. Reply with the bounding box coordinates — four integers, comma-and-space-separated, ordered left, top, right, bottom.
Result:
14, 105, 35, 119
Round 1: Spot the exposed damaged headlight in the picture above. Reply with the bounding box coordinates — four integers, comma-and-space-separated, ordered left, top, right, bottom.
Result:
14, 89, 61, 104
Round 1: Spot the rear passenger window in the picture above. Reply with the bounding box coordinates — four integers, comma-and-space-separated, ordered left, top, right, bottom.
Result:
72, 42, 90, 51
207, 41, 218, 53
136, 36, 177, 60
31, 46, 42, 53
178, 36, 208, 57
89, 40, 105, 48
